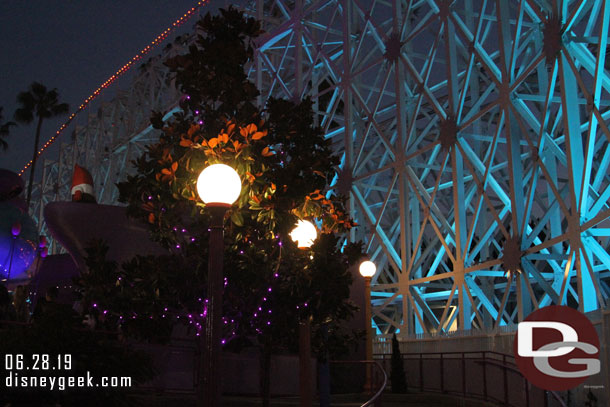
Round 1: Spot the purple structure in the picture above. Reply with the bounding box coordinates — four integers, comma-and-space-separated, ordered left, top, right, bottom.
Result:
0, 169, 37, 284
43, 202, 165, 271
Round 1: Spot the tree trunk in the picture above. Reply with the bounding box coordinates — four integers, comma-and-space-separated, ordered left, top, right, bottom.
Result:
299, 317, 312, 407
260, 337, 272, 407
26, 116, 44, 208
318, 324, 330, 407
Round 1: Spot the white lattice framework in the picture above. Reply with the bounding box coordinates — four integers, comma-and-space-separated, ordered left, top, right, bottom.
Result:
32, 0, 610, 336
31, 37, 190, 253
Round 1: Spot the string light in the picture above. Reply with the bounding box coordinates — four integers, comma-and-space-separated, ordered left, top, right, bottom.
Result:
19, 1, 210, 176
81, 240, 292, 346
87, 279, 280, 345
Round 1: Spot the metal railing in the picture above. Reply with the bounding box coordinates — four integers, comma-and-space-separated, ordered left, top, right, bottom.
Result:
378, 351, 567, 407
361, 361, 387, 407
330, 360, 387, 406
374, 325, 518, 345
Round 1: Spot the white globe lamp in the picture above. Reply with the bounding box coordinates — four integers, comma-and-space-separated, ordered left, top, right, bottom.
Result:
290, 220, 318, 249
359, 260, 376, 278
197, 163, 242, 207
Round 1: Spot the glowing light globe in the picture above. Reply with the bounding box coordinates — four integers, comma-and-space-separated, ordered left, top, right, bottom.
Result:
197, 164, 242, 207
359, 260, 376, 278
290, 220, 317, 249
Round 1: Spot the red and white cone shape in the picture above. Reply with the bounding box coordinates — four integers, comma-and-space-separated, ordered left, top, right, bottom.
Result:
71, 164, 96, 203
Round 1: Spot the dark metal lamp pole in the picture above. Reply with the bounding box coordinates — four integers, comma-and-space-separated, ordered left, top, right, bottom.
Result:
359, 260, 376, 394
197, 163, 242, 407
203, 204, 229, 407
290, 220, 318, 407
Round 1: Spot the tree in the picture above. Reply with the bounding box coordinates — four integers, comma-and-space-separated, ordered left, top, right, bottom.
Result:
15, 82, 69, 206
0, 107, 15, 151
391, 333, 407, 393
585, 389, 598, 407
76, 7, 363, 405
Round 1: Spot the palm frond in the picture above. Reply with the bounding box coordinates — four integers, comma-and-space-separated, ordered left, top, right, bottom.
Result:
0, 107, 15, 151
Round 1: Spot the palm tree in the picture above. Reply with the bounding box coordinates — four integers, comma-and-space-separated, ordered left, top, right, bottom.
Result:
15, 82, 69, 207
0, 107, 15, 151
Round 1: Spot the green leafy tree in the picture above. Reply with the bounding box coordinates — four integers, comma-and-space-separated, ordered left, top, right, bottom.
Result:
14, 82, 69, 206
0, 107, 15, 151
75, 241, 183, 342
391, 333, 407, 393
76, 7, 363, 405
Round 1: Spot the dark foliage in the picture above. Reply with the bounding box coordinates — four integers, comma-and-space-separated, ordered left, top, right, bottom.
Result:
391, 333, 407, 393
0, 107, 15, 151
77, 7, 364, 405
0, 298, 154, 406
14, 81, 69, 205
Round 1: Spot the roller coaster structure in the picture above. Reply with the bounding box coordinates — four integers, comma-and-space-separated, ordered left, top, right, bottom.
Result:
30, 0, 610, 337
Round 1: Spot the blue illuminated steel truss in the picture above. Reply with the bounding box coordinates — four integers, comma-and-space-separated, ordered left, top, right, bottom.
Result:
33, 0, 610, 336
247, 0, 610, 335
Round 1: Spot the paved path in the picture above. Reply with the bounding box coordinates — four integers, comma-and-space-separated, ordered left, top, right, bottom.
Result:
224, 393, 497, 406
135, 392, 498, 406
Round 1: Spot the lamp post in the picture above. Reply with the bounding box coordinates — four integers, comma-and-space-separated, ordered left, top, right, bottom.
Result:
197, 163, 242, 407
359, 260, 376, 393
290, 220, 317, 407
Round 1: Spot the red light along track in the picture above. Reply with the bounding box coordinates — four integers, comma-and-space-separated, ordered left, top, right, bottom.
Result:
19, 0, 210, 176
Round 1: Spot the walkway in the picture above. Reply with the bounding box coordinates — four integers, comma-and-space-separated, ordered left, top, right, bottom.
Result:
134, 392, 498, 406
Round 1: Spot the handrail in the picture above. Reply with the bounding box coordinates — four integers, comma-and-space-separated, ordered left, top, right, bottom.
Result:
377, 350, 567, 407
470, 357, 567, 407
394, 350, 515, 358
361, 360, 387, 407
330, 360, 388, 407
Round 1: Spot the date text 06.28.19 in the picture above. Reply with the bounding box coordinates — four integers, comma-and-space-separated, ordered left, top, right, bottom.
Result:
4, 354, 72, 371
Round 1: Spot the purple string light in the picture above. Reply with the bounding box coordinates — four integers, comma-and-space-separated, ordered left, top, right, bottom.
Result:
88, 251, 295, 347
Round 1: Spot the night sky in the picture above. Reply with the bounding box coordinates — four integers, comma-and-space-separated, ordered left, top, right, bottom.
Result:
0, 0, 229, 174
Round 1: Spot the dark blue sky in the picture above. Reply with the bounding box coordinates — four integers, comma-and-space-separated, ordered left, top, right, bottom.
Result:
0, 0, 228, 173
